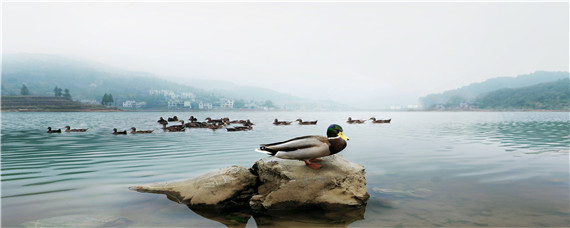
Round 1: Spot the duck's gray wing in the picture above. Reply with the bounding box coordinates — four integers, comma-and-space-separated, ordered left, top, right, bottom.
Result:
261, 135, 327, 151
258, 135, 331, 160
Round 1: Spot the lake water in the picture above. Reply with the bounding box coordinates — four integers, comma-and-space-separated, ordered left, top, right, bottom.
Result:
1, 111, 569, 227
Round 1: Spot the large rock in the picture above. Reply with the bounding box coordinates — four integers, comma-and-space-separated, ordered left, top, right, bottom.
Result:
129, 165, 257, 210
130, 155, 369, 211
250, 155, 369, 210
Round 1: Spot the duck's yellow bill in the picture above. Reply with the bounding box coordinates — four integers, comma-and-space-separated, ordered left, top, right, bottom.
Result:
338, 132, 349, 141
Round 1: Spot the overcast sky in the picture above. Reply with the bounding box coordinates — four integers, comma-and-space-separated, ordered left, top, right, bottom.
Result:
3, 1, 568, 108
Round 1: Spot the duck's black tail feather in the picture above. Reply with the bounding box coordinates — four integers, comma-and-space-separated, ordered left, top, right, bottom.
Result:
255, 146, 277, 156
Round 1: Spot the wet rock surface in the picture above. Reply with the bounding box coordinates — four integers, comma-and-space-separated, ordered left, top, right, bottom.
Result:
129, 165, 257, 210
130, 155, 369, 211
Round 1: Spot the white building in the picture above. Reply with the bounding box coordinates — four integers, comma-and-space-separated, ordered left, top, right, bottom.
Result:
123, 100, 146, 108
198, 101, 213, 109
184, 101, 192, 108
220, 98, 234, 108
123, 100, 137, 108
168, 100, 184, 108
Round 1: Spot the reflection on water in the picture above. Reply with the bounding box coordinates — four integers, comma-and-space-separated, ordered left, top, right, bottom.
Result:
2, 111, 569, 227
189, 206, 365, 228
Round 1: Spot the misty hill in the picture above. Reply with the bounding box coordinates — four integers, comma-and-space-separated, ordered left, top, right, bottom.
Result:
476, 78, 569, 110
420, 71, 569, 109
1, 53, 316, 109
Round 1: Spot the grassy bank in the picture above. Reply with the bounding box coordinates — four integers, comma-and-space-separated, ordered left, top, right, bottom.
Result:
1, 96, 120, 112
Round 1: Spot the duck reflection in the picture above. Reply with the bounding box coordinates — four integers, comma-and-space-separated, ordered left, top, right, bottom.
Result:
188, 206, 366, 228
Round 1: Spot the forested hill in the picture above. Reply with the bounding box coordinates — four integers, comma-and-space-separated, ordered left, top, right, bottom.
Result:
476, 78, 569, 110
1, 53, 315, 110
420, 71, 569, 110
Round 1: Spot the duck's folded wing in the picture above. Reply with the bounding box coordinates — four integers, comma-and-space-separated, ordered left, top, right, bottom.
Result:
261, 135, 328, 152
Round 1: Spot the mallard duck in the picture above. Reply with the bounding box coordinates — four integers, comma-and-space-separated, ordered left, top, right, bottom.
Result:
65, 126, 88, 132
47, 127, 62, 133
347, 117, 366, 124
226, 125, 252, 132
113, 128, 127, 135
157, 117, 168, 125
205, 117, 224, 124
164, 120, 185, 132
370, 117, 391, 123
273, 119, 292, 125
167, 116, 179, 122
130, 127, 153, 134
243, 119, 255, 126
255, 124, 349, 169
296, 119, 318, 125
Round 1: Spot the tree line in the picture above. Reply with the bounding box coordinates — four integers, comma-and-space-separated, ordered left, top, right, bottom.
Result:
19, 84, 72, 101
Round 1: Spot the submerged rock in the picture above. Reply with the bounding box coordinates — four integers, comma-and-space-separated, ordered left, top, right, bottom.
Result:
130, 155, 369, 211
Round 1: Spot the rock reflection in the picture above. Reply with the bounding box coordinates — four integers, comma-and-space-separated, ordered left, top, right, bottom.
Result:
189, 206, 366, 228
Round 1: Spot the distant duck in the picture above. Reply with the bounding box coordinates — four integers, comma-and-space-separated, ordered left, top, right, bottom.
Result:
184, 121, 208, 128
347, 117, 366, 124
164, 120, 185, 132
188, 116, 198, 122
65, 126, 88, 132
205, 117, 224, 124
207, 122, 224, 130
296, 119, 318, 125
157, 117, 168, 125
130, 127, 153, 134
113, 128, 127, 135
167, 116, 179, 122
255, 124, 349, 169
243, 119, 255, 127
370, 117, 391, 123
273, 119, 292, 125
47, 127, 62, 133
226, 125, 252, 132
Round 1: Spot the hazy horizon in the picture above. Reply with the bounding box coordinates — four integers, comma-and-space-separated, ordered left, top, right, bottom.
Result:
3, 1, 569, 109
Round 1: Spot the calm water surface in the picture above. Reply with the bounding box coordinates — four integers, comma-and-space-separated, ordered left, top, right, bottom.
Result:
2, 111, 569, 227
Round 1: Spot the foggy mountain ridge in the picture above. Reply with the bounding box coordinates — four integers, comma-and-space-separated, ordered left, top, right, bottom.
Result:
419, 71, 570, 109
1, 53, 350, 110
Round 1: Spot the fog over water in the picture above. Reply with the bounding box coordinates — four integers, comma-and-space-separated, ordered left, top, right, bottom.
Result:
2, 1, 569, 108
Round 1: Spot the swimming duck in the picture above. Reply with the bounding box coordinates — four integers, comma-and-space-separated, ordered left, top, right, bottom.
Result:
188, 116, 198, 122
205, 117, 224, 124
164, 120, 185, 132
347, 117, 366, 124
243, 119, 255, 127
273, 119, 292, 125
256, 124, 349, 169
157, 117, 168, 125
65, 126, 88, 132
47, 127, 62, 133
167, 116, 179, 122
370, 117, 391, 123
296, 119, 318, 125
207, 122, 224, 130
113, 128, 127, 135
226, 125, 252, 132
130, 127, 153, 134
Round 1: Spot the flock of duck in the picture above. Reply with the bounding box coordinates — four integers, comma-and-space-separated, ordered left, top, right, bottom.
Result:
155, 116, 255, 132
46, 116, 391, 136
46, 115, 390, 169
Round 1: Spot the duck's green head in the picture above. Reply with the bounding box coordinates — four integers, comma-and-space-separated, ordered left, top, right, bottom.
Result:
327, 124, 349, 140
